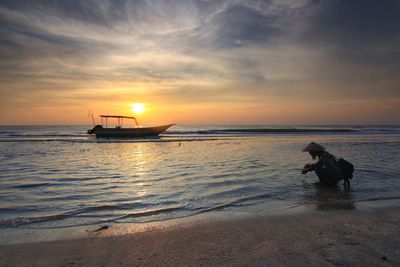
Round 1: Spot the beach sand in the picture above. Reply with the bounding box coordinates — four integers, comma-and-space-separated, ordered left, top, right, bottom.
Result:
1, 208, 399, 266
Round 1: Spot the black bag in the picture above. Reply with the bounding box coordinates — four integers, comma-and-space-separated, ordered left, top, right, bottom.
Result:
337, 158, 354, 179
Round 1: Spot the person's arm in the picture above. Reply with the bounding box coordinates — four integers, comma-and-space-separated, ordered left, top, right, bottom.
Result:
302, 163, 316, 174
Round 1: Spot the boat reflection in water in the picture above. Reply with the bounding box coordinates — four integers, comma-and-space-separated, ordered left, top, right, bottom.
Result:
87, 115, 174, 138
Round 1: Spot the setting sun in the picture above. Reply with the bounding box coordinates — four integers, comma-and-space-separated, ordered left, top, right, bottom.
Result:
131, 103, 145, 114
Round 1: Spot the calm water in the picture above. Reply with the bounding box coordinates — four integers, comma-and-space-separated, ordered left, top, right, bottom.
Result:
1, 125, 400, 240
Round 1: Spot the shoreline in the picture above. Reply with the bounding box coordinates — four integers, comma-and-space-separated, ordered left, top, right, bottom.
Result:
1, 207, 399, 266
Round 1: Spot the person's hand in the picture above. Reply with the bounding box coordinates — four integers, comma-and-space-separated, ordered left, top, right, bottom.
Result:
302, 164, 313, 174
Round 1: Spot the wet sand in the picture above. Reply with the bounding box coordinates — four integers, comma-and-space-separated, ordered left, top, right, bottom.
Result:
1, 208, 400, 266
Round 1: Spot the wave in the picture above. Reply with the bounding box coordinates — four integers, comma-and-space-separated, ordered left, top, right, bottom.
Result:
2, 126, 400, 142
167, 128, 357, 135
0, 214, 71, 228
0, 137, 223, 143
2, 192, 400, 229
358, 196, 400, 202
114, 207, 182, 220
0, 192, 280, 228
0, 133, 87, 138
209, 128, 357, 133
0, 205, 183, 228
13, 183, 53, 189
192, 193, 276, 215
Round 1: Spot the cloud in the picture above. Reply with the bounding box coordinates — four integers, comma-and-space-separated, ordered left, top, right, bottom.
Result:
0, 0, 399, 123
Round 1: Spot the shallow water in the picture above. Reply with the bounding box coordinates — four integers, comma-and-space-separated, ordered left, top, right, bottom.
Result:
0, 125, 399, 241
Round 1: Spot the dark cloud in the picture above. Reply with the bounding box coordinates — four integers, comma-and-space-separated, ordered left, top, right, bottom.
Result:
0, 0, 128, 26
192, 4, 278, 49
312, 0, 400, 43
302, 0, 400, 63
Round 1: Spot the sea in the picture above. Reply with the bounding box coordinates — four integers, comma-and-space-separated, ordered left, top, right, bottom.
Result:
1, 125, 400, 244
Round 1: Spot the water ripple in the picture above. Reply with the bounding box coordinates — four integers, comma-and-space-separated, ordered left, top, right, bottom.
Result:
0, 125, 399, 230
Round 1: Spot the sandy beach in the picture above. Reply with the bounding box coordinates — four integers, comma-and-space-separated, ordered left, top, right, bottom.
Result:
1, 207, 399, 266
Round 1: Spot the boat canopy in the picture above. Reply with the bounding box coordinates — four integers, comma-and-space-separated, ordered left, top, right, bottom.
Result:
100, 115, 137, 119
99, 115, 139, 127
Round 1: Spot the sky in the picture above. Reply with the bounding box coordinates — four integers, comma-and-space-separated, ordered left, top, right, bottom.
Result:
0, 0, 399, 125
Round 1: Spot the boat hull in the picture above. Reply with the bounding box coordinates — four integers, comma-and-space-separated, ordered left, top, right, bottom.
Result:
91, 124, 173, 138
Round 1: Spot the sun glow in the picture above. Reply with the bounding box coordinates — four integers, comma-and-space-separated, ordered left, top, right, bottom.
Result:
131, 103, 145, 114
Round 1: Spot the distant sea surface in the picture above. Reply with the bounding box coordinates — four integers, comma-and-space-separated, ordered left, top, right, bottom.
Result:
1, 125, 400, 242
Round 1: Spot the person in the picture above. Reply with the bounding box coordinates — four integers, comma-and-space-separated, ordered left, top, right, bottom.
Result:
301, 142, 344, 186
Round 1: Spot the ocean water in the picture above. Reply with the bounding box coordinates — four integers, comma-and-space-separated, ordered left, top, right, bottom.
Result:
1, 125, 400, 242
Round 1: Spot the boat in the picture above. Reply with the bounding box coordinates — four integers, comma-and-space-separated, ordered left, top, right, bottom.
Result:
87, 115, 174, 138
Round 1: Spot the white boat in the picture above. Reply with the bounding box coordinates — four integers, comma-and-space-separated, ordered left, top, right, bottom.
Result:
87, 115, 173, 138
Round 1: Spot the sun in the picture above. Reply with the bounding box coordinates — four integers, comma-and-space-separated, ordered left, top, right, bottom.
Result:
130, 103, 145, 114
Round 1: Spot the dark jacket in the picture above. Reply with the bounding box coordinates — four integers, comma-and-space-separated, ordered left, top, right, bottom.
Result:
314, 151, 343, 186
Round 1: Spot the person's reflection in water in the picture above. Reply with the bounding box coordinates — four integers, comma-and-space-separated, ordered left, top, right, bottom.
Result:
302, 182, 355, 210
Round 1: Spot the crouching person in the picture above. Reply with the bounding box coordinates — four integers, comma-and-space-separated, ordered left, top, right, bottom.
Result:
301, 142, 344, 187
